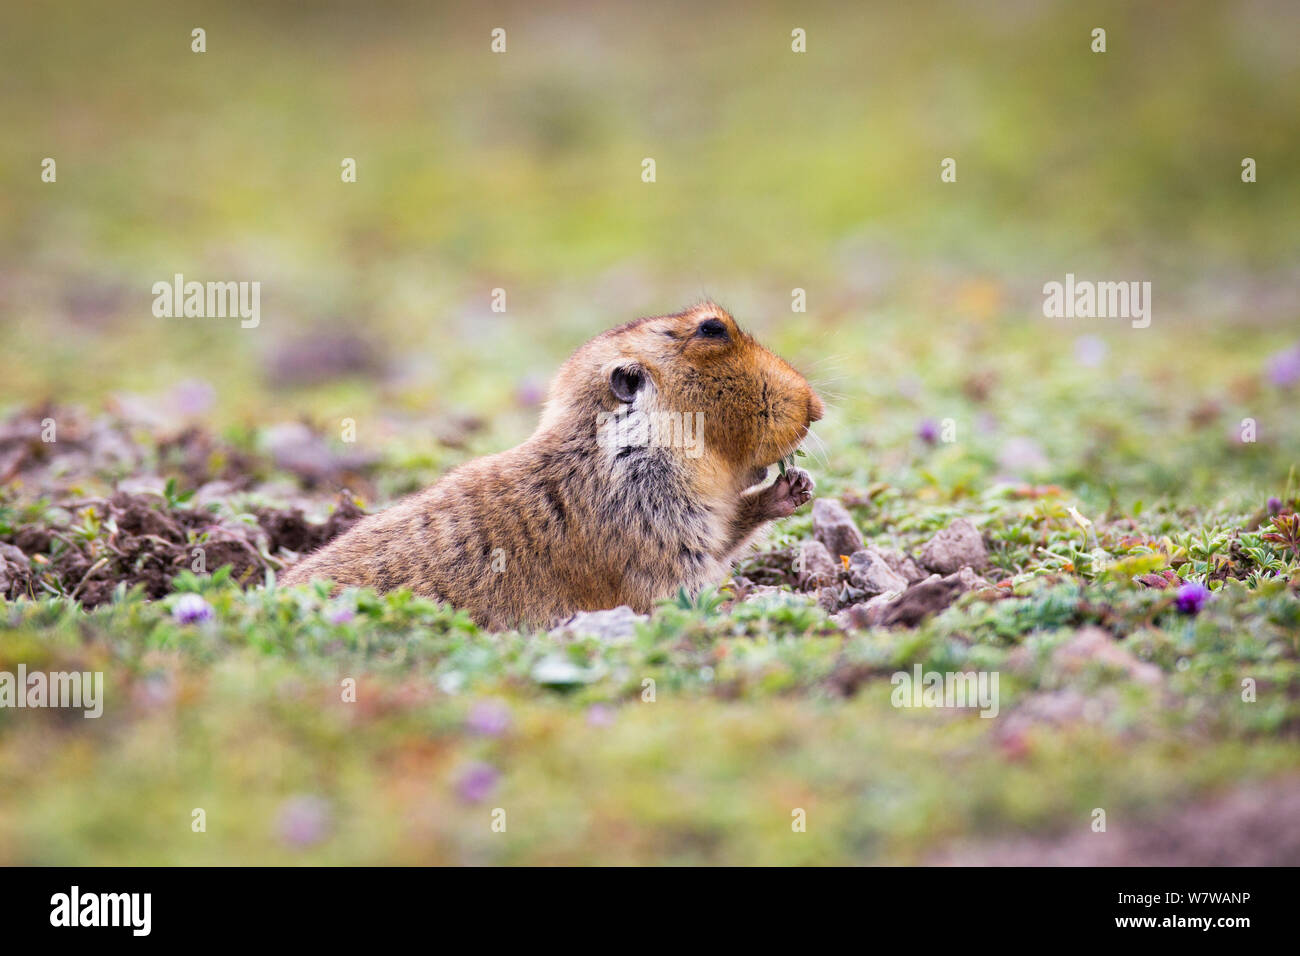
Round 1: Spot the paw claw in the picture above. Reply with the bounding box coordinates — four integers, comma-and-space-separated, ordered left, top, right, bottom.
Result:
760, 467, 815, 518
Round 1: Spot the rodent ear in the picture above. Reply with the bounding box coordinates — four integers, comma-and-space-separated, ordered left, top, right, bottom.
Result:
609, 364, 645, 404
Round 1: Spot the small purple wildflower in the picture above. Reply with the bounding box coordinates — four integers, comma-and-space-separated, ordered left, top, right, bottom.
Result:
325, 605, 355, 626
917, 418, 940, 444
456, 762, 499, 803
1267, 496, 1283, 516
170, 378, 216, 417
1174, 581, 1211, 616
1266, 344, 1300, 388
1073, 335, 1108, 368
586, 703, 615, 727
276, 795, 332, 848
466, 699, 511, 737
515, 375, 546, 408
172, 593, 214, 625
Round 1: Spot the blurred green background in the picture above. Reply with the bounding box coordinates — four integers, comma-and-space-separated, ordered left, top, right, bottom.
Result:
2, 0, 1297, 508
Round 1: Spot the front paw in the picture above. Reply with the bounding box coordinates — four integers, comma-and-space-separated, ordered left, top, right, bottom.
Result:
759, 467, 815, 519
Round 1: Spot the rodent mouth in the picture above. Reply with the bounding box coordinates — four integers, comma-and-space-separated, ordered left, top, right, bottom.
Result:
774, 424, 813, 464
765, 439, 807, 470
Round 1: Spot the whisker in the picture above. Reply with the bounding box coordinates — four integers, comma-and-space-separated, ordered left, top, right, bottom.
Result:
803, 354, 849, 370
802, 429, 831, 470
811, 388, 847, 403
808, 374, 850, 388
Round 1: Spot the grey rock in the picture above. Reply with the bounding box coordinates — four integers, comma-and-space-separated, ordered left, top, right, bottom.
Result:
876, 547, 929, 585
846, 548, 909, 597
812, 499, 864, 560
948, 565, 989, 592
919, 518, 988, 573
833, 590, 898, 629
0, 542, 29, 594
796, 539, 839, 589
555, 605, 648, 643
848, 567, 986, 629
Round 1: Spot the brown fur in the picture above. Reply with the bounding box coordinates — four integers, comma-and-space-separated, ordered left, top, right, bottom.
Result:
280, 302, 824, 629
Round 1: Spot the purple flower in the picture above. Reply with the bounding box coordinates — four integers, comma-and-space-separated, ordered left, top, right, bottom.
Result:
917, 418, 940, 444
325, 605, 355, 626
515, 376, 546, 408
466, 699, 511, 736
586, 703, 615, 727
172, 594, 214, 625
1267, 497, 1283, 516
456, 762, 499, 803
276, 795, 332, 848
1266, 344, 1300, 388
170, 378, 216, 417
1073, 335, 1107, 368
1174, 581, 1211, 615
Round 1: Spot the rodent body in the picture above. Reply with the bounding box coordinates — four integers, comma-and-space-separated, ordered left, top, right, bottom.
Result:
281, 302, 823, 629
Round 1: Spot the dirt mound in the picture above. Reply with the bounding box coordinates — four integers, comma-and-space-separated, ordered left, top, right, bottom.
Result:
256, 497, 365, 555
0, 490, 365, 608
0, 402, 378, 606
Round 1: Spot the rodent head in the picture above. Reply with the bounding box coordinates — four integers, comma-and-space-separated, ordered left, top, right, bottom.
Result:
541, 302, 824, 478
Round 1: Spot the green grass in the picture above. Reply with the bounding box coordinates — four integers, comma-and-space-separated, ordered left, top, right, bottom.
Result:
2, 560, 1297, 864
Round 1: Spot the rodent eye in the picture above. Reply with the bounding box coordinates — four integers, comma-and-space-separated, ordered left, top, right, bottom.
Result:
696, 318, 728, 340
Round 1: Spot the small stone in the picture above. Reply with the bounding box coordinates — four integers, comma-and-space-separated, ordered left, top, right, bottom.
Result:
947, 566, 989, 592
875, 574, 967, 627
846, 548, 909, 597
0, 542, 30, 595
815, 587, 840, 614
796, 540, 839, 589
812, 499, 864, 560
833, 591, 898, 629
919, 518, 988, 574
875, 547, 929, 585
555, 605, 647, 643
1135, 570, 1181, 590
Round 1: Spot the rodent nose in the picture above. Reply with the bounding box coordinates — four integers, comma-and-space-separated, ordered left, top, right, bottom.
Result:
807, 391, 825, 423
